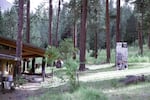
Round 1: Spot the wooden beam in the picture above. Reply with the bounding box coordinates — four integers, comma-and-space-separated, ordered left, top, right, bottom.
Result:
0, 54, 18, 60
0, 36, 45, 57
0, 49, 16, 55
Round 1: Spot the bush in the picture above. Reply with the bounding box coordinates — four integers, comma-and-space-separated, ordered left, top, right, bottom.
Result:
65, 59, 79, 90
59, 38, 77, 59
45, 46, 60, 65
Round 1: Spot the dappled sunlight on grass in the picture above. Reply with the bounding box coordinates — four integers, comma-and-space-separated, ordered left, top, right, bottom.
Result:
86, 63, 115, 70
128, 63, 150, 69
27, 62, 150, 100
103, 82, 150, 100
80, 78, 150, 100
103, 82, 150, 94
79, 63, 150, 82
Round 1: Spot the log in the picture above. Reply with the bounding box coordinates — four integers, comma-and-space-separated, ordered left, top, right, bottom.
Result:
119, 75, 146, 85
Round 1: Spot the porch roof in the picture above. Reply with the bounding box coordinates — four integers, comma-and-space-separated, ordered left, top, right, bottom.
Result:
0, 36, 45, 58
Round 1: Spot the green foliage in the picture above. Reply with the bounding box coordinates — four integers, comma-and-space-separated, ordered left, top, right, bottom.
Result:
86, 45, 150, 65
128, 56, 149, 63
45, 39, 79, 90
65, 59, 79, 90
125, 14, 137, 44
30, 4, 49, 47
45, 46, 60, 65
59, 38, 77, 59
1, 7, 18, 39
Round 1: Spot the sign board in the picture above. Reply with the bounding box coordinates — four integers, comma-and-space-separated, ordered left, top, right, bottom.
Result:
116, 42, 128, 70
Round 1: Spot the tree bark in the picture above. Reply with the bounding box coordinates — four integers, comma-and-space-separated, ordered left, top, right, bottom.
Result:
94, 9, 98, 59
141, 11, 143, 55
27, 59, 30, 69
73, 22, 77, 59
79, 0, 88, 71
55, 0, 61, 47
26, 0, 30, 68
138, 22, 143, 55
49, 0, 53, 45
116, 0, 121, 42
148, 28, 150, 49
73, 0, 77, 59
73, 0, 77, 48
16, 0, 24, 75
94, 31, 98, 59
23, 59, 26, 73
106, 0, 111, 63
26, 0, 30, 43
31, 58, 35, 73
42, 57, 46, 81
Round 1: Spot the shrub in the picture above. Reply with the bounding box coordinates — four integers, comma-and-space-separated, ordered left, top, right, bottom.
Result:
65, 59, 79, 90
45, 46, 60, 65
59, 38, 77, 59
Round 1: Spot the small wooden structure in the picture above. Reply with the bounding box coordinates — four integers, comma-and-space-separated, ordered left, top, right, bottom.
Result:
0, 54, 17, 74
0, 36, 45, 58
0, 54, 18, 90
0, 36, 46, 90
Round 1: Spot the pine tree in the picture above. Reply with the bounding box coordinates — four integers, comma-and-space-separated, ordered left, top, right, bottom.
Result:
16, 0, 24, 75
79, 0, 88, 71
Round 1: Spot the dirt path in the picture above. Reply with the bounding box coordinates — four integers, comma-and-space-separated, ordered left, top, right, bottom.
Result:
0, 83, 46, 100
0, 76, 64, 100
79, 63, 150, 82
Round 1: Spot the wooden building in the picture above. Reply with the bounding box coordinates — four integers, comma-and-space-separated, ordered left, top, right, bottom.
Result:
0, 36, 45, 83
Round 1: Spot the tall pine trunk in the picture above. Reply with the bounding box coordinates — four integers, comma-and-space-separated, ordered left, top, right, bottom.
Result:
26, 0, 30, 43
141, 12, 143, 55
148, 28, 150, 49
94, 9, 98, 59
73, 22, 77, 48
106, 0, 111, 63
73, 0, 77, 48
73, 0, 77, 59
31, 58, 35, 73
16, 0, 24, 75
94, 31, 98, 59
49, 0, 53, 45
79, 0, 88, 71
55, 0, 61, 46
116, 0, 121, 42
138, 22, 143, 55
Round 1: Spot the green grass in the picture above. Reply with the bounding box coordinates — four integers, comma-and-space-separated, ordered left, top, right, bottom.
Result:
79, 79, 150, 100
28, 86, 107, 100
28, 46, 150, 100
85, 45, 150, 65
28, 77, 150, 100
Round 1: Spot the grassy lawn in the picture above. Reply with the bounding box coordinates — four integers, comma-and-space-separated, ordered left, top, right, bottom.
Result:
28, 46, 150, 100
28, 77, 150, 100
28, 62, 150, 100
